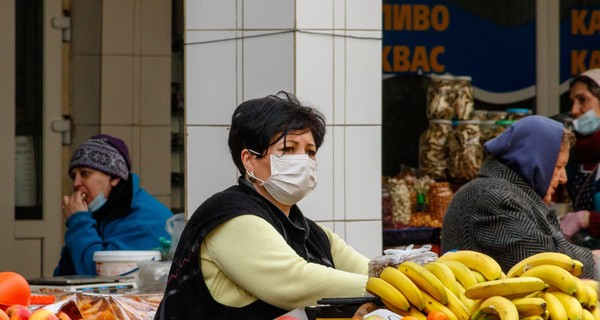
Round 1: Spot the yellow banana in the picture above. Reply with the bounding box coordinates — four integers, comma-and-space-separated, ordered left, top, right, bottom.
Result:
581, 279, 600, 297
444, 287, 470, 320
398, 261, 448, 305
584, 281, 598, 309
437, 250, 503, 281
393, 304, 428, 320
541, 291, 568, 320
519, 316, 545, 320
511, 297, 547, 317
469, 298, 484, 316
365, 277, 411, 311
472, 270, 487, 283
464, 277, 547, 300
572, 260, 584, 277
455, 281, 475, 309
439, 259, 479, 290
507, 252, 577, 278
583, 309, 595, 320
380, 266, 425, 311
550, 291, 583, 320
520, 265, 578, 296
424, 261, 461, 298
575, 277, 590, 306
471, 295, 519, 320
590, 304, 600, 320
420, 290, 458, 320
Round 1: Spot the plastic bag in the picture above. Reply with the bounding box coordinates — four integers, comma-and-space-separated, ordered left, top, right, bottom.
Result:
165, 213, 186, 260
368, 244, 438, 277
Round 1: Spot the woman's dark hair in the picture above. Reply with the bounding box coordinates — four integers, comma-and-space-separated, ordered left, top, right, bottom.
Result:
570, 75, 600, 101
228, 91, 327, 175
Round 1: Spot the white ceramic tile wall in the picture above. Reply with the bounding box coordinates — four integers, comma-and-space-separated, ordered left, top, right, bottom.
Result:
185, 0, 382, 257
297, 0, 333, 29
242, 31, 294, 100
346, 0, 381, 30
186, 0, 237, 30
185, 31, 238, 125
186, 126, 238, 213
345, 126, 381, 221
242, 0, 294, 29
295, 32, 334, 125
345, 31, 382, 125
345, 221, 383, 258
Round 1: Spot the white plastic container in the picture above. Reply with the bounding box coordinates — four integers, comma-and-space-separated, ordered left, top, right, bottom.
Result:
93, 250, 162, 276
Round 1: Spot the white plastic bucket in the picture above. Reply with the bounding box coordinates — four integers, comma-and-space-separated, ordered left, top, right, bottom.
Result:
93, 250, 162, 276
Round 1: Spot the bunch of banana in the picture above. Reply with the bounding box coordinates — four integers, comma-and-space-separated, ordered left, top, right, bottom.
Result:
366, 250, 600, 320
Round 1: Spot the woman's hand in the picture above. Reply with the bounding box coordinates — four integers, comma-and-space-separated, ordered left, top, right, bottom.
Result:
560, 210, 590, 239
62, 191, 88, 218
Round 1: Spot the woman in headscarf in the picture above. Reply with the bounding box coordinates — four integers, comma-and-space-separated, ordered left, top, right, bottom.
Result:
441, 115, 598, 278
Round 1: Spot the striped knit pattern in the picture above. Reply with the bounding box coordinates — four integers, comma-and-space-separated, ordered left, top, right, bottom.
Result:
441, 158, 596, 279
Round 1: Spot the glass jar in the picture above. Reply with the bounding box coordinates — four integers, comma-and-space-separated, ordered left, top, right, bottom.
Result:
471, 110, 488, 120
487, 111, 507, 121
453, 76, 474, 120
449, 119, 484, 183
505, 108, 532, 121
427, 182, 454, 228
427, 74, 455, 119
479, 119, 497, 145
418, 119, 453, 180
491, 119, 515, 139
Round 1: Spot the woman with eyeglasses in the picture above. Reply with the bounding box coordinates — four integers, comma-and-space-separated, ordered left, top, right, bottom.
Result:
155, 91, 370, 320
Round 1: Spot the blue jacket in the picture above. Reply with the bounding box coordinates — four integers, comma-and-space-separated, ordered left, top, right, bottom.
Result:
54, 174, 173, 275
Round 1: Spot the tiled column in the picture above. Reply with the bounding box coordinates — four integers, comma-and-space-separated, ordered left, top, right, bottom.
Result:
185, 0, 382, 258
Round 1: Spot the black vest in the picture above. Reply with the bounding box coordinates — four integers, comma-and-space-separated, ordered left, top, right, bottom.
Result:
155, 178, 334, 320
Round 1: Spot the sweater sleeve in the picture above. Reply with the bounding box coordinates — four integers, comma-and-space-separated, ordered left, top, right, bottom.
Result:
588, 211, 600, 238
205, 215, 368, 310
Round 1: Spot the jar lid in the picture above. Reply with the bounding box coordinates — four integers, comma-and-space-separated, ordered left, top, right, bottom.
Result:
495, 119, 516, 126
429, 119, 453, 125
454, 119, 481, 125
505, 108, 532, 114
479, 120, 497, 126
455, 76, 472, 81
430, 74, 454, 81
488, 111, 507, 116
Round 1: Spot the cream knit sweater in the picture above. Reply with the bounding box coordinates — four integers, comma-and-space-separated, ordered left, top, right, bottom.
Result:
200, 214, 369, 310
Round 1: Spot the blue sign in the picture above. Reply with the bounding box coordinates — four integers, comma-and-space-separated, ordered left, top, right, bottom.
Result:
383, 1, 535, 102
560, 5, 600, 84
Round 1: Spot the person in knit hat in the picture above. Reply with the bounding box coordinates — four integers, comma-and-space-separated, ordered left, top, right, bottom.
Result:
559, 69, 600, 248
54, 134, 173, 276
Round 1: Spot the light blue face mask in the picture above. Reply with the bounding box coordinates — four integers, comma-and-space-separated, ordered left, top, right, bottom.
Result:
88, 179, 110, 212
573, 108, 600, 135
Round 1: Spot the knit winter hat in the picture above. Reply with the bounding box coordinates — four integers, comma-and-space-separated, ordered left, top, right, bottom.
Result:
69, 134, 131, 180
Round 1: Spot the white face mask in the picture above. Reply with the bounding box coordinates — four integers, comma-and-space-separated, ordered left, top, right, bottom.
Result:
573, 108, 600, 135
248, 154, 317, 205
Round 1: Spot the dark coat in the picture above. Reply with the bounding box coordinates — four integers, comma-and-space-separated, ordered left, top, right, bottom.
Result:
441, 158, 596, 279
